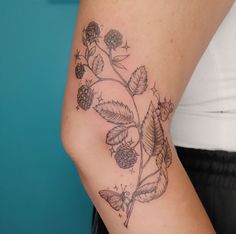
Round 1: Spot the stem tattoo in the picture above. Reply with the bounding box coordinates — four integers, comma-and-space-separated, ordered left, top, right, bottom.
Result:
74, 21, 174, 228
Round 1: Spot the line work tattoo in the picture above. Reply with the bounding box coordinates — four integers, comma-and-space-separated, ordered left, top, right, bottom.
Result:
74, 21, 174, 228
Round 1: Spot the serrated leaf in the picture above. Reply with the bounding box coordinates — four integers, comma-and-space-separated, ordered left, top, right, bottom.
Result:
128, 66, 148, 95
164, 139, 172, 168
156, 144, 165, 171
88, 46, 96, 57
134, 163, 168, 202
92, 54, 104, 75
156, 139, 172, 169
156, 163, 168, 197
142, 102, 164, 157
106, 126, 128, 145
112, 54, 129, 63
94, 101, 134, 124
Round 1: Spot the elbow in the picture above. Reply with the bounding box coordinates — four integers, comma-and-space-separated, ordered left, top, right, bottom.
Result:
61, 113, 78, 162
61, 110, 106, 167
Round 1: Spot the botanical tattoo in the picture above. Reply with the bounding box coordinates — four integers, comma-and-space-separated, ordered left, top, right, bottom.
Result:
74, 21, 174, 228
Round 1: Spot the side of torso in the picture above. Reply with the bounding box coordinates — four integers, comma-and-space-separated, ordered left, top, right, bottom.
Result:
171, 2, 236, 152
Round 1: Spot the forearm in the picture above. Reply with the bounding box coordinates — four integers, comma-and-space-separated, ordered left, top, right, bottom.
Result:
62, 0, 234, 233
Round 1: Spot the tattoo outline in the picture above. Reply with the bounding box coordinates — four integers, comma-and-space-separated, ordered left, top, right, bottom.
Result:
74, 21, 174, 228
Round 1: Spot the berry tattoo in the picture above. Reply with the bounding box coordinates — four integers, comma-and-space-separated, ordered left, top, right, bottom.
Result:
74, 21, 174, 228
77, 83, 94, 110
114, 144, 138, 169
84, 21, 100, 44
104, 29, 123, 50
75, 63, 85, 79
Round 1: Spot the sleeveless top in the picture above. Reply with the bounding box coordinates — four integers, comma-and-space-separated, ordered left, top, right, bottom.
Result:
170, 2, 236, 152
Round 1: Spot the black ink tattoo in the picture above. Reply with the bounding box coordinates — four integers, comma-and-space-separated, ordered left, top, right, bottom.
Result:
74, 21, 174, 228
99, 187, 130, 212
121, 41, 130, 51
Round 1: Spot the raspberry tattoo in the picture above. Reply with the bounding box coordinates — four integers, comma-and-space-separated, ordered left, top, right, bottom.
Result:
104, 29, 123, 50
114, 144, 137, 169
74, 21, 174, 228
77, 85, 94, 110
84, 21, 100, 44
75, 63, 85, 79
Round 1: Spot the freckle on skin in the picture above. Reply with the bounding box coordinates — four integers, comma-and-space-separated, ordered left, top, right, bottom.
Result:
170, 38, 174, 43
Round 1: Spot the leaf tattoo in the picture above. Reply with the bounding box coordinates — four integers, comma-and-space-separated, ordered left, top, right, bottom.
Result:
128, 66, 148, 95
74, 21, 174, 228
92, 54, 104, 75
163, 138, 172, 168
113, 61, 127, 70
106, 126, 128, 145
134, 182, 159, 202
142, 102, 164, 157
94, 101, 134, 125
112, 54, 129, 63
88, 46, 96, 57
112, 55, 129, 70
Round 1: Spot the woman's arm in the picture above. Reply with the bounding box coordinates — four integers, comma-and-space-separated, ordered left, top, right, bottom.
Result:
61, 0, 234, 233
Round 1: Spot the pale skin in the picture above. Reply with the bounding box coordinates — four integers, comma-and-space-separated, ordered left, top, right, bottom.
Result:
61, 0, 235, 233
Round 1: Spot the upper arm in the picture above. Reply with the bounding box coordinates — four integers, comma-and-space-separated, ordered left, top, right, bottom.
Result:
61, 1, 234, 233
